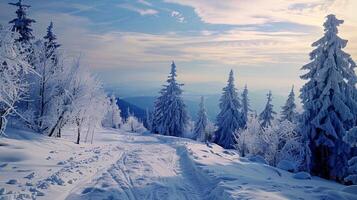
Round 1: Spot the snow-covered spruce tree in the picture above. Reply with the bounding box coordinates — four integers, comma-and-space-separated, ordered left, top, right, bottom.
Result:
8, 0, 36, 43
300, 15, 357, 181
281, 86, 298, 123
214, 70, 244, 149
241, 85, 251, 128
151, 61, 189, 137
102, 95, 122, 129
343, 127, 357, 184
0, 27, 31, 135
194, 96, 209, 142
259, 91, 276, 128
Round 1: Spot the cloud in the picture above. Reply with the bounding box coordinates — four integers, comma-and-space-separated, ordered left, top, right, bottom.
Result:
118, 3, 158, 16
164, 0, 357, 27
137, 0, 152, 7
171, 11, 185, 23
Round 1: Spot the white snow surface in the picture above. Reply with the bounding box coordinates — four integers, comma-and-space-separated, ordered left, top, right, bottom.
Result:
0, 128, 356, 200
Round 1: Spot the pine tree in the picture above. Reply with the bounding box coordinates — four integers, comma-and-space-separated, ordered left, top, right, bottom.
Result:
8, 0, 36, 43
214, 70, 244, 149
259, 91, 276, 128
44, 22, 61, 65
194, 96, 209, 142
300, 15, 357, 181
281, 86, 297, 122
241, 85, 251, 127
151, 61, 189, 137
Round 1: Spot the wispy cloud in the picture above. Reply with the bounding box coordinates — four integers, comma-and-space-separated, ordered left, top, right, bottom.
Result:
118, 3, 158, 16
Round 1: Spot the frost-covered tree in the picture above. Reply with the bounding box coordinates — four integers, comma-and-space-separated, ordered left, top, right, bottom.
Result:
241, 85, 251, 127
343, 127, 357, 184
300, 15, 357, 181
0, 27, 31, 134
259, 91, 276, 128
235, 116, 264, 157
102, 95, 122, 129
123, 112, 146, 133
214, 70, 244, 149
262, 120, 298, 167
151, 61, 189, 137
8, 0, 36, 43
194, 96, 209, 142
281, 86, 297, 122
47, 58, 107, 143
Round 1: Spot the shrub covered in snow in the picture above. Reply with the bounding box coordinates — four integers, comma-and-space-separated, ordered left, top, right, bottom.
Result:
123, 114, 146, 133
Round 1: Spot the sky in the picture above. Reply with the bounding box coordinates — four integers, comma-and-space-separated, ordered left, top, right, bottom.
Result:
0, 0, 356, 98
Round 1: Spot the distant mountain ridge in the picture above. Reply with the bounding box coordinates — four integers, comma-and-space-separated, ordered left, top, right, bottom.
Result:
122, 91, 286, 121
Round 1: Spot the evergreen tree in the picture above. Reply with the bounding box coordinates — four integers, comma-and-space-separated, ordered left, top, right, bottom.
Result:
281, 86, 297, 122
259, 91, 276, 128
8, 0, 36, 43
241, 85, 251, 127
214, 70, 244, 149
343, 127, 357, 184
300, 15, 357, 181
44, 22, 61, 65
194, 96, 209, 142
151, 61, 189, 137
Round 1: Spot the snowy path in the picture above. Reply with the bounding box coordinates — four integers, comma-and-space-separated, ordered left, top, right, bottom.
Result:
66, 132, 209, 200
1, 128, 356, 200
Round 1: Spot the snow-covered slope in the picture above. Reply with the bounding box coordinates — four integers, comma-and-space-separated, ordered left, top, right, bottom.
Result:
0, 128, 356, 200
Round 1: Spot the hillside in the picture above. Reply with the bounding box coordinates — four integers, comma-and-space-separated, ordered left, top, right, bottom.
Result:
0, 128, 356, 200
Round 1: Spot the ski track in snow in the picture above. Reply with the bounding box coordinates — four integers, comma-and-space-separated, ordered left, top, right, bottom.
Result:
66, 133, 208, 200
1, 129, 356, 200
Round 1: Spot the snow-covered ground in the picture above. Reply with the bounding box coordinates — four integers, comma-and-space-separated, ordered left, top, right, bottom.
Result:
0, 128, 356, 200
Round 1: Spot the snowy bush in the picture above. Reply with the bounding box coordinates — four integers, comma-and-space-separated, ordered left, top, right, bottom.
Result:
235, 116, 264, 157
123, 114, 146, 133
235, 117, 306, 169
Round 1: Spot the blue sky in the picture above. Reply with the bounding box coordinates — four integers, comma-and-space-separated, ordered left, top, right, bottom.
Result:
0, 0, 356, 99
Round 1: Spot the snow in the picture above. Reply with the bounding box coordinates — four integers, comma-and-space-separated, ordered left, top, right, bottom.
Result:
293, 172, 312, 180
277, 160, 296, 172
0, 128, 356, 200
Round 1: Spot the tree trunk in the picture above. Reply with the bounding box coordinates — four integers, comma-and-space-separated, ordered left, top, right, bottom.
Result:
76, 121, 81, 144
76, 127, 80, 144
48, 111, 65, 137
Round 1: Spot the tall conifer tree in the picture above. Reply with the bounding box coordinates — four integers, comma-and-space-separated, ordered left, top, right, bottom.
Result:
151, 61, 189, 137
214, 70, 244, 149
300, 15, 357, 180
